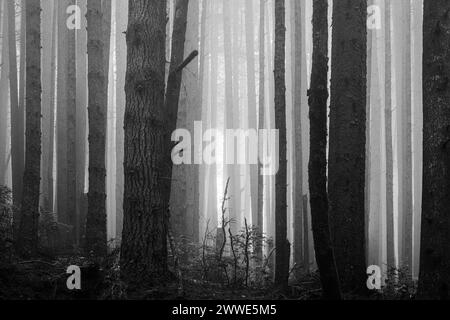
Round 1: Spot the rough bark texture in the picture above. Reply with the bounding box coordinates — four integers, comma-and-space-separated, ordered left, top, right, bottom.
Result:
274, 0, 289, 292
0, 0, 8, 186
418, 0, 450, 300
308, 0, 342, 300
120, 0, 169, 285
328, 0, 367, 292
17, 0, 41, 258
85, 0, 107, 257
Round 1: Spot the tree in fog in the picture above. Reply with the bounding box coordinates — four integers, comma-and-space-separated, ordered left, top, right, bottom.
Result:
273, 0, 289, 292
328, 0, 367, 292
17, 0, 41, 257
308, 0, 341, 300
85, 0, 108, 256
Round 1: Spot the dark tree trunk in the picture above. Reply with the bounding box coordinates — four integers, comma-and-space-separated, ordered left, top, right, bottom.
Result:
418, 0, 450, 300
328, 0, 367, 293
17, 0, 41, 258
274, 0, 289, 292
308, 0, 341, 300
85, 0, 107, 257
120, 0, 169, 285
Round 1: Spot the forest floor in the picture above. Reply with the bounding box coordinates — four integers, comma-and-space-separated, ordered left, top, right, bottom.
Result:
0, 254, 325, 300
0, 252, 415, 300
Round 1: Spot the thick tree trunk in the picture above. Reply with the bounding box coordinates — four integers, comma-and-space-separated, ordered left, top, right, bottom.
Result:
85, 0, 107, 257
329, 0, 367, 292
274, 0, 289, 292
308, 0, 342, 300
17, 0, 41, 258
418, 0, 450, 300
120, 0, 169, 285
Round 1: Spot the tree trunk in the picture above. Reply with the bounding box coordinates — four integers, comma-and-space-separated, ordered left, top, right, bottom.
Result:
308, 0, 342, 300
0, 0, 8, 186
115, 0, 127, 242
418, 0, 450, 300
328, 0, 367, 292
85, 0, 107, 257
244, 0, 258, 231
17, 0, 41, 258
384, 0, 395, 271
274, 0, 289, 292
7, 0, 24, 223
120, 0, 169, 285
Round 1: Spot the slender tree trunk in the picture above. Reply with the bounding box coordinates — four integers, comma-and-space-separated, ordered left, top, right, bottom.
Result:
17, 0, 41, 258
418, 0, 450, 300
274, 0, 289, 292
384, 0, 395, 271
244, 0, 258, 231
120, 0, 169, 285
65, 0, 77, 238
85, 0, 107, 257
256, 0, 265, 260
115, 0, 127, 242
329, 0, 367, 292
292, 0, 304, 271
0, 0, 8, 186
308, 0, 342, 300
7, 0, 23, 224
76, 0, 88, 241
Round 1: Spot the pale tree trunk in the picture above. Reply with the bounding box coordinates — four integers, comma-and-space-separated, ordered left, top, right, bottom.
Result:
115, 0, 127, 242
85, 0, 107, 257
292, 0, 304, 271
0, 0, 8, 186
76, 0, 88, 241
418, 0, 450, 300
17, 0, 41, 258
56, 0, 68, 225
8, 0, 23, 224
256, 0, 265, 260
244, 0, 258, 231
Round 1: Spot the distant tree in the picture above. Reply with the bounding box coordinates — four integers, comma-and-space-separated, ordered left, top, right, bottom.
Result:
418, 0, 450, 300
328, 0, 367, 292
17, 0, 41, 258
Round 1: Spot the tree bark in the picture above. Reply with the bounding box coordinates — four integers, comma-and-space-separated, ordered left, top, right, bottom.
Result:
120, 0, 169, 285
17, 0, 41, 258
274, 0, 289, 292
418, 0, 450, 300
329, 0, 367, 293
308, 0, 342, 300
85, 0, 107, 257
